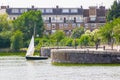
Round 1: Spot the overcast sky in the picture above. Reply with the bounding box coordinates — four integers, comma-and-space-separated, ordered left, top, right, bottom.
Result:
0, 0, 114, 9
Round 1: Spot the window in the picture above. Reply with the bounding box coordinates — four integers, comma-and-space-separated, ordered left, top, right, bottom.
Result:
46, 9, 53, 13
77, 17, 82, 20
99, 17, 105, 21
77, 24, 81, 27
64, 17, 66, 23
64, 24, 68, 28
91, 24, 96, 27
62, 9, 69, 13
52, 30, 56, 33
85, 24, 88, 28
52, 24, 56, 29
74, 17, 76, 23
72, 24, 76, 28
37, 9, 44, 13
20, 9, 27, 13
60, 17, 63, 20
12, 9, 19, 13
49, 17, 51, 23
70, 9, 78, 13
45, 17, 49, 20
52, 17, 55, 21
59, 24, 63, 28
47, 24, 51, 27
90, 17, 96, 21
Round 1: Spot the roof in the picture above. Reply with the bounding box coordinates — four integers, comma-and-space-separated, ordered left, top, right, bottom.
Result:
6, 7, 84, 15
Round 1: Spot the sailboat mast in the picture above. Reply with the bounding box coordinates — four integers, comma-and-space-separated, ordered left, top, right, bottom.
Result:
34, 23, 36, 37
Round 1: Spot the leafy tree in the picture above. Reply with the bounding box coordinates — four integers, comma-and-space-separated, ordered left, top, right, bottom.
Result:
107, 0, 120, 21
0, 14, 13, 48
71, 27, 84, 39
65, 38, 73, 46
72, 39, 79, 47
99, 22, 114, 44
79, 34, 91, 47
99, 18, 120, 44
91, 29, 101, 49
50, 30, 65, 45
113, 24, 120, 44
11, 30, 23, 51
13, 10, 44, 43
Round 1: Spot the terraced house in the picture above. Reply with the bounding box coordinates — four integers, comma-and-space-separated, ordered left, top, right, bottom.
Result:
0, 5, 107, 35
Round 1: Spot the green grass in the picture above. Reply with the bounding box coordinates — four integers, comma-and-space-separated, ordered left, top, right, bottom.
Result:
0, 52, 26, 56
52, 62, 120, 66
0, 52, 40, 57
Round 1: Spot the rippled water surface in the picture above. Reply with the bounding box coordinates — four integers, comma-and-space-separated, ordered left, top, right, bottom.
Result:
0, 56, 120, 80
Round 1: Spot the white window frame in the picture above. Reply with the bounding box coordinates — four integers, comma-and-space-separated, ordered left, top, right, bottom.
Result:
62, 9, 69, 13
37, 9, 44, 13
20, 9, 27, 13
70, 9, 78, 13
12, 9, 19, 13
45, 9, 53, 13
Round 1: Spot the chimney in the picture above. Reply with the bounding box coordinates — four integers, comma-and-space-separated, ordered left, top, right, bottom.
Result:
80, 5, 83, 9
56, 5, 59, 8
7, 5, 9, 8
31, 5, 34, 8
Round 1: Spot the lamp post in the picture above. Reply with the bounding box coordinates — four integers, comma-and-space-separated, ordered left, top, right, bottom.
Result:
74, 37, 77, 49
111, 31, 114, 50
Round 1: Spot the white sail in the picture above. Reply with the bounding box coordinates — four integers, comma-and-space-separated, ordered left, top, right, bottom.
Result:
26, 36, 35, 56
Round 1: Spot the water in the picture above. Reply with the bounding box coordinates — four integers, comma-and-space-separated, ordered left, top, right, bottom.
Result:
0, 56, 120, 80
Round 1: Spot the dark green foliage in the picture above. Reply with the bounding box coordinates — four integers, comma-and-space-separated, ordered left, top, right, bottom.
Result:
113, 24, 120, 43
13, 10, 44, 46
107, 0, 120, 21
79, 34, 90, 46
99, 18, 120, 44
0, 14, 13, 48
65, 38, 73, 46
71, 27, 84, 38
0, 36, 10, 48
11, 30, 23, 51
50, 30, 65, 44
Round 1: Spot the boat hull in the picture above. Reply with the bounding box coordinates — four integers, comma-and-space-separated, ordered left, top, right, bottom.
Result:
26, 56, 48, 60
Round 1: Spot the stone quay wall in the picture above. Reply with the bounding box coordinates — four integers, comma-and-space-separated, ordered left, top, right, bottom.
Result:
51, 49, 120, 64
40, 47, 74, 57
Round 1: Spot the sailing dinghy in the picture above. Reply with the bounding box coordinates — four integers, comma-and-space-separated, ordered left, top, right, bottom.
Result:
26, 36, 48, 60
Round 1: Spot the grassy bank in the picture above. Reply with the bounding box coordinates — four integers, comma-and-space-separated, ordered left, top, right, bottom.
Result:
0, 52, 26, 56
0, 52, 40, 57
52, 62, 120, 66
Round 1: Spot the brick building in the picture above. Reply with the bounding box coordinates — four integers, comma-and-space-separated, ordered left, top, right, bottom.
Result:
0, 5, 108, 35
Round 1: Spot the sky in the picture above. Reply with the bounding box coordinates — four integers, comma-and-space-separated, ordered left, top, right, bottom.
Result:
0, 0, 114, 9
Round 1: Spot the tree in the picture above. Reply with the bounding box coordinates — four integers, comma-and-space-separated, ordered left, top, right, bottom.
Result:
113, 24, 120, 44
92, 29, 101, 49
107, 0, 120, 21
99, 18, 120, 44
11, 30, 23, 51
71, 27, 84, 39
0, 14, 13, 48
50, 30, 65, 45
99, 22, 114, 44
79, 34, 91, 47
13, 10, 44, 42
65, 38, 73, 46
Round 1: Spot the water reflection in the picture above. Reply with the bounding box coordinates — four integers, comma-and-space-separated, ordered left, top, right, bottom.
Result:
0, 56, 120, 80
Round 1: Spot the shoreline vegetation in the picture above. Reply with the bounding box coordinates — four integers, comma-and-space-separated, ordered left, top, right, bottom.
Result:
0, 52, 40, 57
52, 63, 120, 66
0, 52, 26, 57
